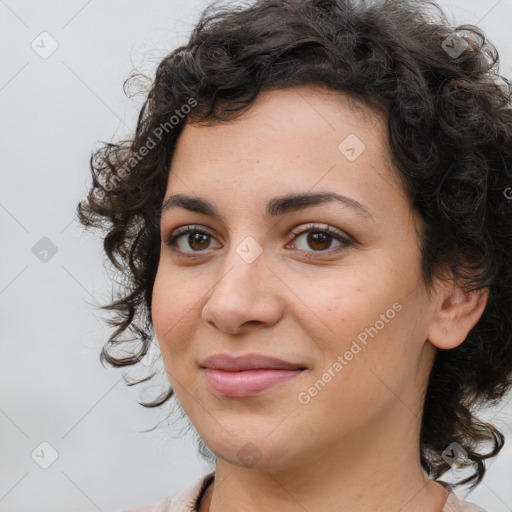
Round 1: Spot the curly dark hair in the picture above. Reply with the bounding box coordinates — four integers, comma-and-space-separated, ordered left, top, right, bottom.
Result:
77, 0, 512, 490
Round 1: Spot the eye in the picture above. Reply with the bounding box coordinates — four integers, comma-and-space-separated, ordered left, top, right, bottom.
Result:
164, 223, 353, 258
164, 225, 221, 255
286, 223, 352, 256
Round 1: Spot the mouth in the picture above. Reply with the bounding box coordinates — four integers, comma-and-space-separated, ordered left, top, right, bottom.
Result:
200, 353, 308, 398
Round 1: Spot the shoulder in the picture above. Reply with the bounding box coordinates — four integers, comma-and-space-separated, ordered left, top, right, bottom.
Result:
438, 482, 489, 512
119, 472, 215, 512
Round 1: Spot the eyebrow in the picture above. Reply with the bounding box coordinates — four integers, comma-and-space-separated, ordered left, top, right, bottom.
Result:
159, 191, 373, 223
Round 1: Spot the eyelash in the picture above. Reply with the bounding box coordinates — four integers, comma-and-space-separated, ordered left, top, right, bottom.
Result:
164, 223, 353, 259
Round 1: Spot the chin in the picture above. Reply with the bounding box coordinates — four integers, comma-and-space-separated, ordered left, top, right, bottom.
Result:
198, 428, 296, 471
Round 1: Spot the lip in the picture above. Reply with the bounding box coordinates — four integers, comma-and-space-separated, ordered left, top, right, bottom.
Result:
200, 353, 307, 398
200, 353, 306, 371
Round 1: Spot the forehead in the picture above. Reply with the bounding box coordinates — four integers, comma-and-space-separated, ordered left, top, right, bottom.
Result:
165, 86, 409, 220
179, 85, 383, 152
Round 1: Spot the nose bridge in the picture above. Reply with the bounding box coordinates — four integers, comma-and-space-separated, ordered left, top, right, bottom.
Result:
201, 235, 282, 331
217, 225, 267, 284
209, 237, 266, 305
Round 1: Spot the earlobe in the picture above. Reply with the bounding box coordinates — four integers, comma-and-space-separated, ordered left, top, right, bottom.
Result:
427, 282, 489, 350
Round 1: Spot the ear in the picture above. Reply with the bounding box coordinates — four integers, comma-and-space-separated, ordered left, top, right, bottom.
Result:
427, 279, 489, 350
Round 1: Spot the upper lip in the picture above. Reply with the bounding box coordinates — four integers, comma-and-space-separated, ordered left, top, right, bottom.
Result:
200, 353, 306, 371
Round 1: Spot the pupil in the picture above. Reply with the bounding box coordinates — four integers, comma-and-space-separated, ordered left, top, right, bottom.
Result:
308, 231, 331, 251
189, 233, 209, 250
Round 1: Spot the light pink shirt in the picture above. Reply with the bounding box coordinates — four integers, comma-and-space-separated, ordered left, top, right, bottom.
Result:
121, 472, 488, 512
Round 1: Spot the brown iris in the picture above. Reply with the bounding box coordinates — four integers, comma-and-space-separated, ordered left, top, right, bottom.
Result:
307, 231, 332, 251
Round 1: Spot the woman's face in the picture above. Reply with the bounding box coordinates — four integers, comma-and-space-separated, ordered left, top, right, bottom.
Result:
152, 86, 439, 471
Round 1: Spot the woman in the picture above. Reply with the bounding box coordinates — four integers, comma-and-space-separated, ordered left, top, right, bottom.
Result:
77, 0, 512, 510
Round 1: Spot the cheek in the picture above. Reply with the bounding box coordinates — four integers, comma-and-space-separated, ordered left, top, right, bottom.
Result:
319, 293, 427, 419
151, 265, 196, 359
314, 276, 389, 343
151, 269, 171, 340
299, 311, 412, 435
151, 273, 198, 398
313, 270, 417, 382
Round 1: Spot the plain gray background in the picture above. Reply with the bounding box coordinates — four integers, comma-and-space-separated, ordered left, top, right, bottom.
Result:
1, 1, 511, 511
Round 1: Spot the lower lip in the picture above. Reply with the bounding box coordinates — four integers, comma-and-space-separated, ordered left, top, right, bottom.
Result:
203, 368, 304, 397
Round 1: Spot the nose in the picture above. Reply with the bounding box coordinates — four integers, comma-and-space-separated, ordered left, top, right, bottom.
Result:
201, 246, 284, 335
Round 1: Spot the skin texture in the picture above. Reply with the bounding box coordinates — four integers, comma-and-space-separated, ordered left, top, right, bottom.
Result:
151, 85, 488, 512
